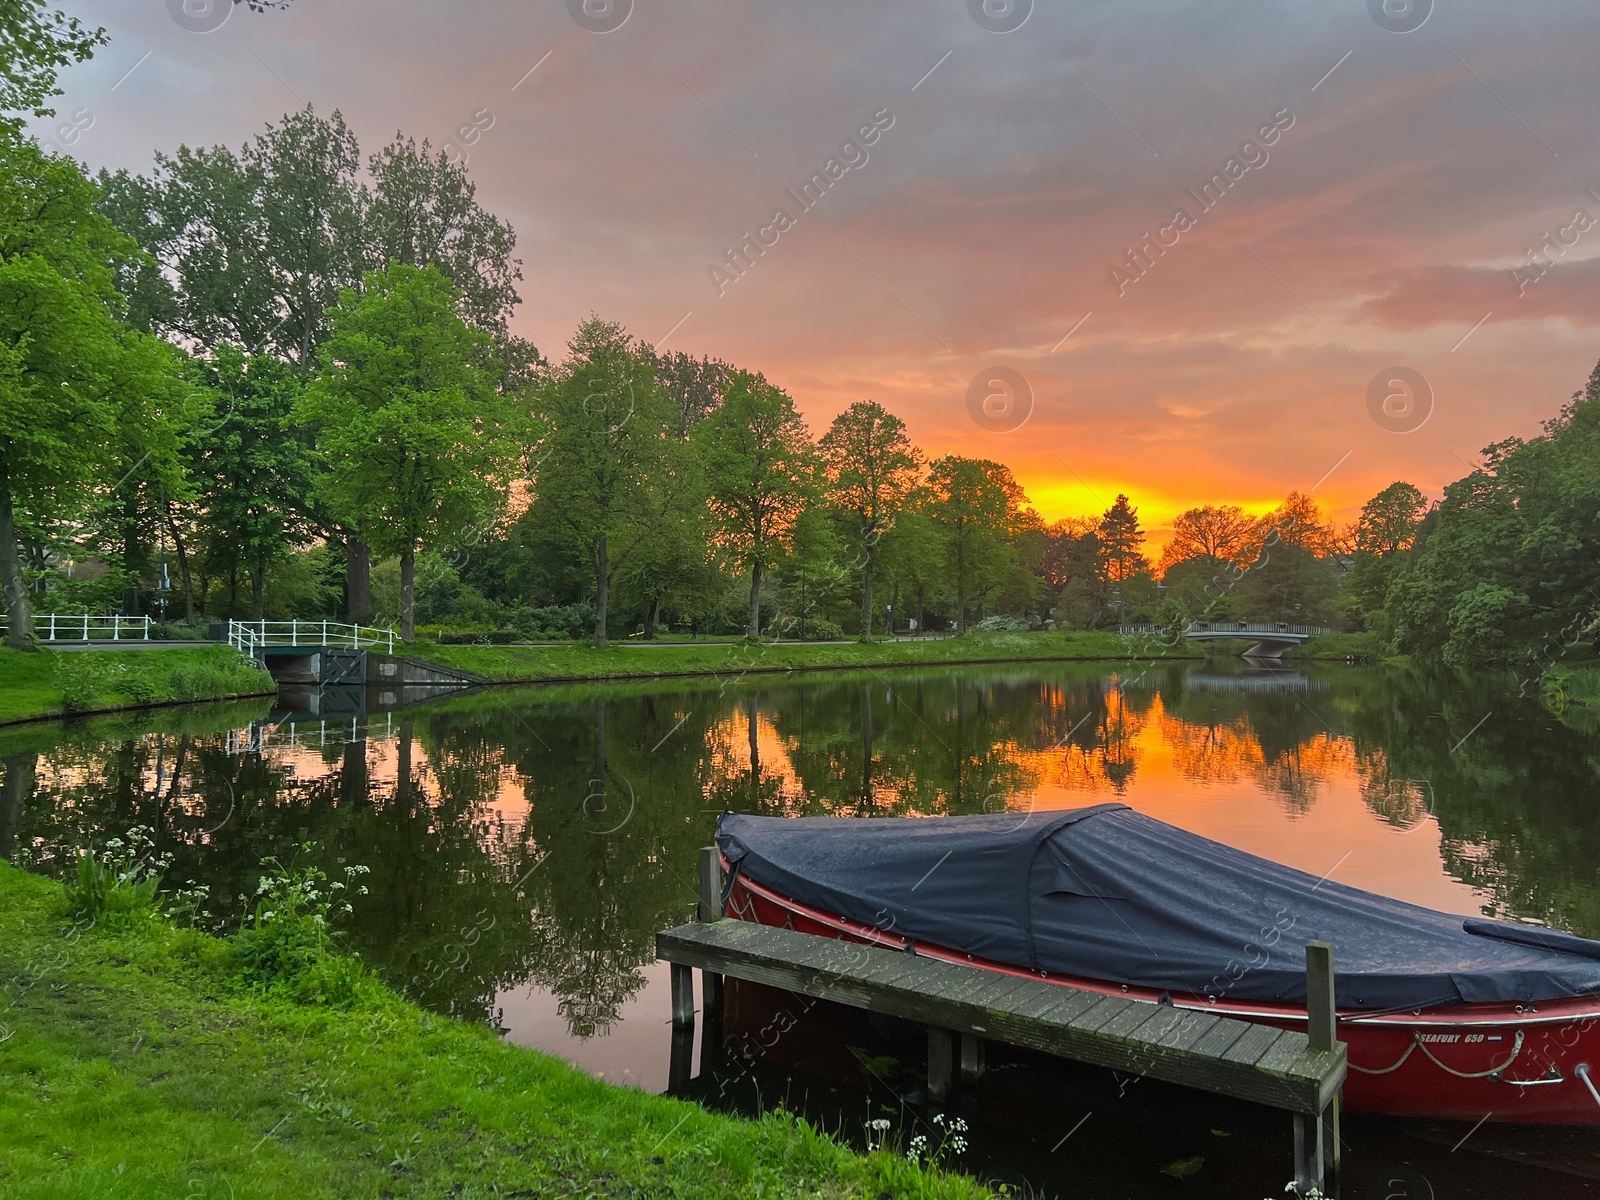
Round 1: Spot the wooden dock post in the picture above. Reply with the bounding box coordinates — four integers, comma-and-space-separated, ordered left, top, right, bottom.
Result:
669, 1023, 694, 1092
670, 963, 695, 1027
1295, 940, 1341, 1197
927, 1028, 955, 1102
658, 920, 1348, 1178
959, 1033, 986, 1082
698, 846, 724, 1015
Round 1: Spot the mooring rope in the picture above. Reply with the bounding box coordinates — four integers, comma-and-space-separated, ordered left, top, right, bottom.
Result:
1348, 1029, 1525, 1078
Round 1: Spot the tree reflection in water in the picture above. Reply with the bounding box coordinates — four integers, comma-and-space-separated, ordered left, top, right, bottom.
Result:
6, 660, 1600, 1038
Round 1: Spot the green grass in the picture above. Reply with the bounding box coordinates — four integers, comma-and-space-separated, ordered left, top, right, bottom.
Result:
420, 629, 1198, 685
1282, 632, 1383, 662
0, 863, 993, 1200
0, 645, 275, 725
1543, 662, 1600, 709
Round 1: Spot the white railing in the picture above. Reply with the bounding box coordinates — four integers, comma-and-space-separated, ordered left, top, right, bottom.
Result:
227, 619, 396, 655
226, 712, 395, 756
0, 614, 152, 641
1186, 621, 1331, 637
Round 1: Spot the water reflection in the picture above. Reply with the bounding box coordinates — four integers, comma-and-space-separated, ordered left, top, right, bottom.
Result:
7, 662, 1600, 1038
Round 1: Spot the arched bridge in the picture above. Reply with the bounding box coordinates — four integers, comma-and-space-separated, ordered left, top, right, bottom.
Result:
1184, 621, 1330, 660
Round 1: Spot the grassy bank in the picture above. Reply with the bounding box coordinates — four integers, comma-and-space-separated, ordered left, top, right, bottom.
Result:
1541, 662, 1600, 734
0, 645, 275, 725
420, 629, 1199, 685
1283, 632, 1383, 662
0, 862, 991, 1199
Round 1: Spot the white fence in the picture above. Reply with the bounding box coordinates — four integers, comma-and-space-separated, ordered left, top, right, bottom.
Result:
226, 712, 395, 756
1186, 621, 1331, 637
0, 614, 152, 641
227, 619, 396, 655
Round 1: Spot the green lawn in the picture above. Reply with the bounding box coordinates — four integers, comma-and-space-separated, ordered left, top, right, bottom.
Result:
0, 863, 991, 1200
1282, 632, 1383, 661
421, 629, 1198, 685
0, 645, 275, 724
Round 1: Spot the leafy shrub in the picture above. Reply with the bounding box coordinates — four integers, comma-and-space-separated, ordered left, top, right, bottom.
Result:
438, 629, 520, 645
65, 825, 211, 924
117, 673, 160, 704
788, 617, 845, 641
513, 602, 594, 640
52, 654, 125, 712
972, 615, 1030, 633
372, 552, 506, 627
232, 850, 374, 1007
151, 620, 210, 641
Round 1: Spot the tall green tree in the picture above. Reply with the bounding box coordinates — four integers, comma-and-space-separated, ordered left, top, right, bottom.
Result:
188, 348, 316, 618
696, 372, 816, 638
1388, 359, 1600, 668
363, 133, 522, 337
99, 106, 535, 623
1355, 481, 1427, 556
777, 505, 848, 639
878, 506, 948, 633
0, 138, 173, 648
1346, 481, 1428, 625
925, 457, 1029, 633
296, 264, 511, 640
99, 335, 196, 617
819, 400, 923, 639
0, 2, 104, 133
529, 318, 675, 647
1097, 494, 1146, 583
654, 350, 731, 437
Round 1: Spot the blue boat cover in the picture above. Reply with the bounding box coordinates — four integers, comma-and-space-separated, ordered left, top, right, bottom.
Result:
716, 804, 1600, 1010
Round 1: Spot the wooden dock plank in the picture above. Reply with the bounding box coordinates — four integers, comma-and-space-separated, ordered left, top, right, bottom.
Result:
1189, 1015, 1254, 1060
1066, 994, 1135, 1034
1094, 999, 1167, 1042
657, 922, 1345, 1114
1219, 1023, 1291, 1068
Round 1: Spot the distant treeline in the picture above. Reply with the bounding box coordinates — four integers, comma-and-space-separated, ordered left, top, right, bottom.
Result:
3, 36, 1594, 668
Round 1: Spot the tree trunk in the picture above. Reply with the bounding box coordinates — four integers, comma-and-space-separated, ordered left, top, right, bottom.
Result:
164, 509, 195, 621
594, 533, 609, 648
122, 491, 142, 616
400, 546, 416, 641
397, 721, 414, 812
747, 695, 760, 793
0, 752, 36, 861
340, 737, 369, 809
228, 564, 239, 619
588, 699, 607, 819
250, 551, 267, 621
861, 550, 874, 640
643, 595, 660, 640
0, 462, 35, 650
346, 536, 372, 624
861, 683, 873, 810
956, 536, 967, 634
747, 561, 763, 639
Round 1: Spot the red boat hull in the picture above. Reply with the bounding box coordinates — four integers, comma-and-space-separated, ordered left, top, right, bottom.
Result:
726, 869, 1600, 1125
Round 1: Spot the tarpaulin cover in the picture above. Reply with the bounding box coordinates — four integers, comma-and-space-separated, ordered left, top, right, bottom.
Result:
716, 804, 1600, 1010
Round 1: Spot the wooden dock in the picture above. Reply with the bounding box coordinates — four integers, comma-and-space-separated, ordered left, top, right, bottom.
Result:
658, 847, 1347, 1194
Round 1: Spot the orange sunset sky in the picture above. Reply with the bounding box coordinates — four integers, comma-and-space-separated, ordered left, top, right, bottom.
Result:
42, 1, 1600, 550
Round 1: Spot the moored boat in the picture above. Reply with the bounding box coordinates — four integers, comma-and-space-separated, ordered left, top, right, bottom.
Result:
716, 803, 1600, 1125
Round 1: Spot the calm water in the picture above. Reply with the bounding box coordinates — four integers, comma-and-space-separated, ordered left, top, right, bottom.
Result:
6, 660, 1600, 1198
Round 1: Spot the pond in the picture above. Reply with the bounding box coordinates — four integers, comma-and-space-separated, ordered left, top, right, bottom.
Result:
5, 659, 1600, 1198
